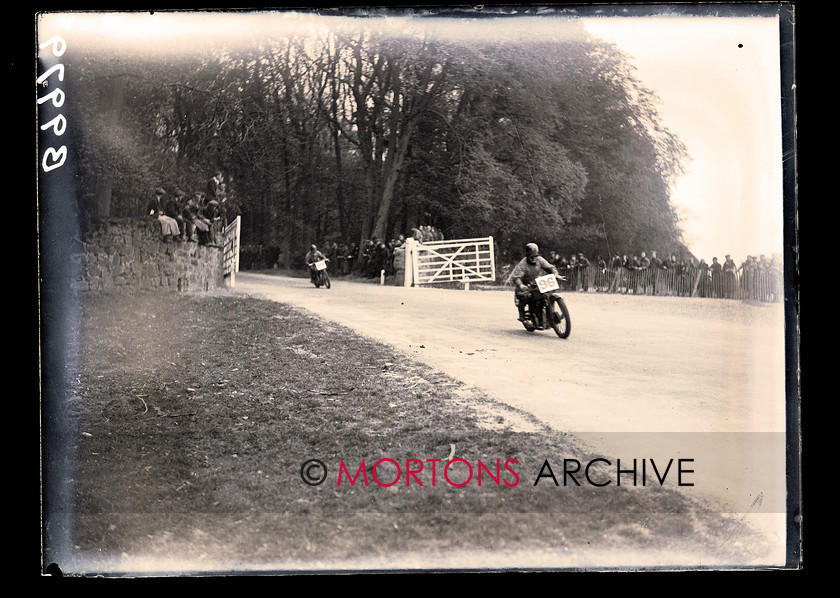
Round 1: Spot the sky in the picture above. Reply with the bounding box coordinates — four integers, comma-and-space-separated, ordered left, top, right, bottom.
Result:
38, 9, 789, 264
582, 14, 786, 263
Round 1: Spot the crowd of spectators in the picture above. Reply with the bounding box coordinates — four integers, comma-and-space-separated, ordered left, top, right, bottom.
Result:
309, 231, 782, 301
146, 169, 235, 247
539, 249, 783, 301
314, 224, 446, 279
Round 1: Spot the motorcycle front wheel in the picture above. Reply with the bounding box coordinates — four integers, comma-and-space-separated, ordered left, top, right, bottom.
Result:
323, 272, 331, 289
549, 296, 571, 338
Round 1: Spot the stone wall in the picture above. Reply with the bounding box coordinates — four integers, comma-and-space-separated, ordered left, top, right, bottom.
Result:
70, 218, 226, 293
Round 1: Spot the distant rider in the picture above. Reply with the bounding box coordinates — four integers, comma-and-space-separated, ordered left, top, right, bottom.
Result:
511, 243, 559, 324
305, 244, 327, 284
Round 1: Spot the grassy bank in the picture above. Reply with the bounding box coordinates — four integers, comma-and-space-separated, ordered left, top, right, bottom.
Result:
43, 291, 773, 574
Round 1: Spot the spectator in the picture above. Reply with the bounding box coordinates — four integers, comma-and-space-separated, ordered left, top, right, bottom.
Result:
605, 254, 622, 292
654, 251, 668, 294
385, 240, 397, 276
682, 257, 698, 296
327, 241, 340, 265
183, 192, 211, 244
638, 251, 651, 294
374, 241, 389, 278
207, 169, 224, 200
167, 189, 187, 241
146, 187, 180, 242
557, 256, 571, 289
203, 197, 223, 246
770, 255, 782, 301
594, 255, 608, 292
576, 252, 591, 291
337, 242, 353, 276
650, 251, 663, 269
723, 254, 737, 298
363, 239, 378, 277
754, 255, 769, 300
697, 258, 710, 297
215, 183, 230, 226
710, 257, 722, 297
392, 241, 407, 285
179, 193, 197, 243
676, 256, 689, 295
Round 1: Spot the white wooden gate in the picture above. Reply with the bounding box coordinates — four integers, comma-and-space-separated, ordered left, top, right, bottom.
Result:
223, 215, 241, 287
406, 236, 495, 289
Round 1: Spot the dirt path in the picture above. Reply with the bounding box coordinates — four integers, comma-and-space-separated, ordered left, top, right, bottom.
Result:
236, 272, 790, 563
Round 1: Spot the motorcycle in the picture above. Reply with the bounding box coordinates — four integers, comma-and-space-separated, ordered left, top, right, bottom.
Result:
307, 258, 331, 289
518, 274, 571, 338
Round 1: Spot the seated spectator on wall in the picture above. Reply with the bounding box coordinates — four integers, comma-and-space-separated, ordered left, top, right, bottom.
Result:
146, 187, 180, 242
203, 197, 223, 246
168, 189, 188, 241
192, 193, 213, 245
182, 192, 210, 243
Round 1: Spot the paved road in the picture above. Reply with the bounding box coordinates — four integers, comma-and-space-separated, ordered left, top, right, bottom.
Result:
236, 271, 790, 562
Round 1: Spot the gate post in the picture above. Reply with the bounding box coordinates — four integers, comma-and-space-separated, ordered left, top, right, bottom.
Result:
405, 238, 415, 287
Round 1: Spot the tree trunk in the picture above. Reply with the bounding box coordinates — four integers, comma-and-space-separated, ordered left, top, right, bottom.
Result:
94, 76, 126, 218
371, 124, 413, 240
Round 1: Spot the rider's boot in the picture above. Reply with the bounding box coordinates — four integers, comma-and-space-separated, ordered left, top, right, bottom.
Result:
530, 302, 542, 328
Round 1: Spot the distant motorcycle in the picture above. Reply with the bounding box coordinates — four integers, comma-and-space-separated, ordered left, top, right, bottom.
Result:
307, 258, 331, 289
519, 274, 571, 338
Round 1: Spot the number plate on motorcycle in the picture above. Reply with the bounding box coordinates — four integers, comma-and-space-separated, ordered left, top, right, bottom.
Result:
536, 273, 559, 293
315, 260, 327, 271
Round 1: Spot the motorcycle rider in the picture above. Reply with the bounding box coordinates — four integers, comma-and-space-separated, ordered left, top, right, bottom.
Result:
511, 242, 560, 326
305, 244, 327, 284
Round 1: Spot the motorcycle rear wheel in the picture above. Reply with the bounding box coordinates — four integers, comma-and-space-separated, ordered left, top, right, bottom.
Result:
549, 296, 571, 338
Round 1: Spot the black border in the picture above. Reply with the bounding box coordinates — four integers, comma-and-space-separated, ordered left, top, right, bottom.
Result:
32, 1, 802, 581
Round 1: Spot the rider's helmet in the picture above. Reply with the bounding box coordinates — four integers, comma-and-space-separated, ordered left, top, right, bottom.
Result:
310, 244, 317, 251
525, 243, 540, 260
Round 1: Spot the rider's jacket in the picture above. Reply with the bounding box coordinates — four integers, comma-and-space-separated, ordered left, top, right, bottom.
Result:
306, 250, 326, 266
511, 256, 559, 288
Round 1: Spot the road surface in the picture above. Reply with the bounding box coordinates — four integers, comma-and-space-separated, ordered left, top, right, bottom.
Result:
236, 271, 791, 563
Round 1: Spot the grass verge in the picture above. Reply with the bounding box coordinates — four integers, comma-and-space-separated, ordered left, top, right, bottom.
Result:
42, 291, 774, 574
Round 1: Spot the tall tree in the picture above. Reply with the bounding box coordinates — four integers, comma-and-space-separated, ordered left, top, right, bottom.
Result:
59, 14, 690, 262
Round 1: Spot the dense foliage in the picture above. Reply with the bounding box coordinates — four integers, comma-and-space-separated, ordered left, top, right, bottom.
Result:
54, 12, 690, 265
